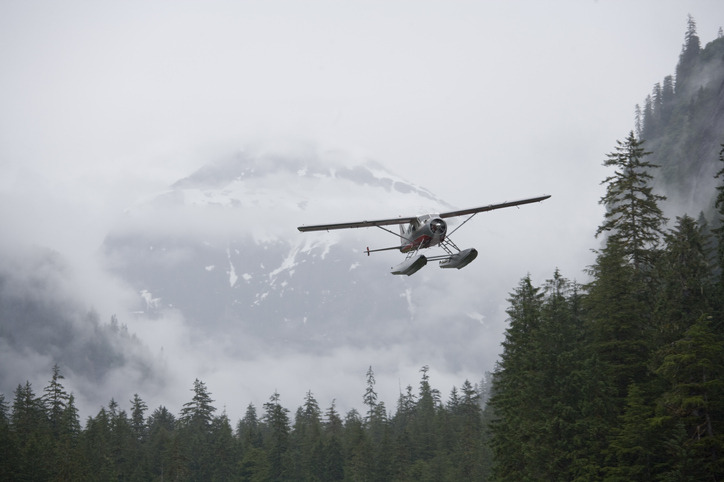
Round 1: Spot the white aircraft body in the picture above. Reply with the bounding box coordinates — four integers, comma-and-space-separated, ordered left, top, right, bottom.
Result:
298, 194, 551, 276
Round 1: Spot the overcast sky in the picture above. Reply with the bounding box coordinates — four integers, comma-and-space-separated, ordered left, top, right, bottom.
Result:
2, 1, 724, 419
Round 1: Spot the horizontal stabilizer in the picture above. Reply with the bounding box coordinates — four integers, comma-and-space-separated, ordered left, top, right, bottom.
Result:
365, 246, 401, 256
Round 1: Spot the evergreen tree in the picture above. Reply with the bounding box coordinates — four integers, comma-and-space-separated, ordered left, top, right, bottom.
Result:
289, 391, 323, 481
11, 381, 52, 481
210, 411, 237, 482
321, 400, 345, 481
660, 75, 675, 126
323, 434, 345, 481
489, 275, 543, 481
54, 394, 87, 481
129, 393, 148, 443
712, 145, 724, 287
635, 104, 643, 139
676, 14, 701, 96
654, 214, 714, 349
655, 315, 724, 478
363, 366, 378, 424
263, 391, 291, 482
642, 94, 655, 140
596, 131, 667, 273
177, 379, 218, 481
413, 365, 436, 463
164, 429, 191, 482
323, 400, 343, 438
490, 272, 594, 480
586, 238, 650, 400
344, 409, 374, 481
82, 407, 116, 481
179, 378, 217, 430
0, 393, 18, 481
107, 401, 137, 480
455, 380, 484, 481
602, 383, 657, 481
238, 402, 263, 451
657, 421, 700, 482
147, 405, 176, 481
42, 364, 69, 437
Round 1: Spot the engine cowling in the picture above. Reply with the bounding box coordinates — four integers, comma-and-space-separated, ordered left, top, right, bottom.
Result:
429, 218, 446, 234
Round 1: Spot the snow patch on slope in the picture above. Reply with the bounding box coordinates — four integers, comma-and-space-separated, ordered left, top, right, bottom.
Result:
227, 248, 238, 287
140, 289, 160, 309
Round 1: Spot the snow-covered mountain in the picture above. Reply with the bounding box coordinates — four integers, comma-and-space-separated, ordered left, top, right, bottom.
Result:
102, 150, 480, 357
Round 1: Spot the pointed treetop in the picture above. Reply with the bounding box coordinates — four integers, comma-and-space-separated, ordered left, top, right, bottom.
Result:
363, 366, 378, 410
597, 132, 667, 271
180, 378, 216, 428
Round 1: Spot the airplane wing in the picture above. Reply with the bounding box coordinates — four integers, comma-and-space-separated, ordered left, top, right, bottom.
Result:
439, 194, 551, 218
297, 194, 551, 232
297, 215, 417, 232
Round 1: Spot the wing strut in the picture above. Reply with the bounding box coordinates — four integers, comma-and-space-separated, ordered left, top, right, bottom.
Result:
446, 212, 478, 238
375, 225, 411, 243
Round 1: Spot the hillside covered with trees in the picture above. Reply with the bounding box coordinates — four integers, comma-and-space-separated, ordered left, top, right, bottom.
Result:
3, 16, 724, 482
488, 17, 724, 481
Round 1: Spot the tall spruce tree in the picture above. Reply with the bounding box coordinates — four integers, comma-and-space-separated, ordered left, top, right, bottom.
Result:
129, 393, 148, 443
178, 379, 217, 481
596, 131, 667, 273
179, 379, 216, 430
263, 391, 291, 482
42, 364, 69, 437
489, 275, 543, 481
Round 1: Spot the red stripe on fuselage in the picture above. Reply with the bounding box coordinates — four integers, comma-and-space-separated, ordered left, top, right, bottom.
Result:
400, 234, 445, 253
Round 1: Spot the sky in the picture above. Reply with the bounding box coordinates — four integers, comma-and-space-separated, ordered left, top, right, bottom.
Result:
2, 0, 724, 419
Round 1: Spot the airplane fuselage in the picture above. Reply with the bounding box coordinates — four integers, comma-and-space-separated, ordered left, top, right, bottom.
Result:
400, 215, 447, 253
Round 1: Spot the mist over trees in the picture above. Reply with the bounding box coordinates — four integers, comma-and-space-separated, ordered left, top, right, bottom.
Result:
635, 14, 724, 209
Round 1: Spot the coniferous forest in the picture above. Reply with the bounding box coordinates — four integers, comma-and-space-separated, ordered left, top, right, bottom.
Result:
4, 17, 724, 482
1, 364, 493, 481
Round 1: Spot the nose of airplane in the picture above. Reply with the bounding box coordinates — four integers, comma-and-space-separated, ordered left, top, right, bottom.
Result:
430, 219, 446, 234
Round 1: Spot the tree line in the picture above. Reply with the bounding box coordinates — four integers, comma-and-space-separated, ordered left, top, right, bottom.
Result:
487, 138, 724, 480
0, 364, 494, 481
